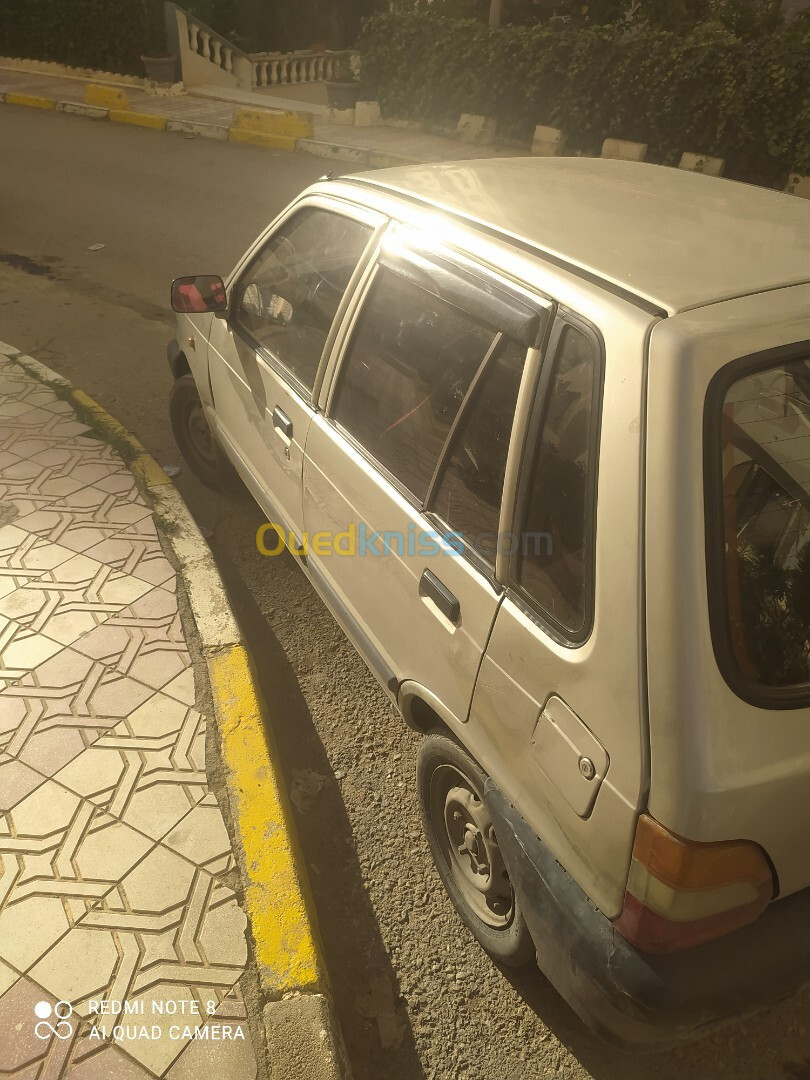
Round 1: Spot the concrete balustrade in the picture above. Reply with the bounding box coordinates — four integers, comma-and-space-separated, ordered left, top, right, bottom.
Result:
171, 3, 354, 93
252, 51, 353, 88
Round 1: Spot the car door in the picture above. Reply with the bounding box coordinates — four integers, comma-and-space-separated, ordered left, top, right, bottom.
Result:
303, 233, 552, 723
207, 199, 383, 540
468, 312, 647, 919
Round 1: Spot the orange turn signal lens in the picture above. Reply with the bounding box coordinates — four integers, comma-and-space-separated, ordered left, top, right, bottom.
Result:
614, 814, 774, 955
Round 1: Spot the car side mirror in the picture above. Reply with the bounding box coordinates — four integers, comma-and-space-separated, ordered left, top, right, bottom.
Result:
171, 275, 227, 314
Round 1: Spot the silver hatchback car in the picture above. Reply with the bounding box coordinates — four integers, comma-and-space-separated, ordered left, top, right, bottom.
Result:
167, 158, 810, 1048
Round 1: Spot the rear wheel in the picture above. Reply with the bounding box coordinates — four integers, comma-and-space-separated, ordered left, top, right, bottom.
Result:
169, 374, 240, 494
416, 731, 535, 968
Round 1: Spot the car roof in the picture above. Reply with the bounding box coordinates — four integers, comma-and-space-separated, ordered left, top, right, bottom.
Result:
350, 158, 810, 316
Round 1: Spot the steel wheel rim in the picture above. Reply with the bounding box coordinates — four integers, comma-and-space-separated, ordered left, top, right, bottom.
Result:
430, 762, 515, 929
185, 399, 217, 470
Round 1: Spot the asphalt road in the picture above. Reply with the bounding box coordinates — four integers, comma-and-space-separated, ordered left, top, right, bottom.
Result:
1, 106, 808, 1080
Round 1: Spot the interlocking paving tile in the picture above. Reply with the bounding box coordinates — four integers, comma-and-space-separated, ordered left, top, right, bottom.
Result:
65, 1044, 157, 1080
72, 587, 190, 692
0, 779, 155, 968
160, 669, 195, 708
0, 365, 256, 1077
0, 647, 154, 776
0, 955, 18, 997
0, 752, 47, 810
83, 519, 176, 590
0, 977, 71, 1076
0, 525, 80, 602
52, 694, 208, 842
0, 617, 63, 687
162, 795, 236, 877
0, 549, 153, 649
0, 433, 151, 556
30, 844, 248, 1075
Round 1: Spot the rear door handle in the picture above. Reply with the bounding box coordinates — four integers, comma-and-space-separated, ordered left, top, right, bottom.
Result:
420, 569, 460, 624
272, 406, 293, 440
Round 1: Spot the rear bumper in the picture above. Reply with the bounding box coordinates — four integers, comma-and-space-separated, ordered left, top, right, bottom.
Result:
484, 780, 810, 1051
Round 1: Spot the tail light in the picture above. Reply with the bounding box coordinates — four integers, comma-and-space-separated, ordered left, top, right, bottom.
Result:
613, 814, 774, 955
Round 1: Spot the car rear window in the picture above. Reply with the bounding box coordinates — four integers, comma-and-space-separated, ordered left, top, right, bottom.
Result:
710, 355, 810, 699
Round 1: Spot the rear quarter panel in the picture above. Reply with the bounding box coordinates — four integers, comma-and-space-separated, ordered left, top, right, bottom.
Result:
645, 284, 810, 897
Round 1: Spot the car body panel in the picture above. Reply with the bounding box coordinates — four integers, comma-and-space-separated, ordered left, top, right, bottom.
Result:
645, 284, 810, 896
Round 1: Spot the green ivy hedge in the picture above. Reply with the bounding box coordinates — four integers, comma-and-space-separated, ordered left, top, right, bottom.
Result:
0, 0, 380, 71
0, 0, 171, 75
359, 11, 810, 185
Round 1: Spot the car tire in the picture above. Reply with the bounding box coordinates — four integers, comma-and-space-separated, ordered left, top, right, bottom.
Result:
416, 731, 535, 968
169, 375, 242, 495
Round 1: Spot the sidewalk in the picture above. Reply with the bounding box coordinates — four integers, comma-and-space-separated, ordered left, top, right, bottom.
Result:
0, 64, 517, 167
0, 347, 341, 1079
0, 351, 258, 1078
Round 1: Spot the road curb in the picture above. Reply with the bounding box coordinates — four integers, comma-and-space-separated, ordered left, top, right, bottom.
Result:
0, 341, 347, 1080
0, 81, 421, 169
109, 108, 168, 131
4, 91, 55, 110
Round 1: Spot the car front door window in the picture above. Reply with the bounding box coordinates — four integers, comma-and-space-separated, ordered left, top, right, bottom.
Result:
234, 207, 372, 393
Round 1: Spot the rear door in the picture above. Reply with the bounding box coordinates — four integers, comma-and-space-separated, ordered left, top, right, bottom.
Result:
207, 199, 382, 539
304, 234, 551, 723
468, 310, 648, 919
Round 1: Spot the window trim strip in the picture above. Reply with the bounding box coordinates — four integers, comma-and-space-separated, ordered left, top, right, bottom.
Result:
379, 248, 542, 347
503, 309, 606, 647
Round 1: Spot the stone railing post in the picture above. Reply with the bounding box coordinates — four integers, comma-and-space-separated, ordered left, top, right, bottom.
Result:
166, 2, 250, 89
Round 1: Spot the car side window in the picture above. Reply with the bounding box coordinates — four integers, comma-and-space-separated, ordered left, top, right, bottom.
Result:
430, 339, 527, 566
516, 324, 600, 639
233, 207, 372, 393
330, 267, 499, 502
716, 359, 810, 690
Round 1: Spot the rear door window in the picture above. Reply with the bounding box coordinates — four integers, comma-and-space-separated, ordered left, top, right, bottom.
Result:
330, 267, 500, 502
710, 356, 810, 695
512, 322, 601, 641
429, 339, 528, 566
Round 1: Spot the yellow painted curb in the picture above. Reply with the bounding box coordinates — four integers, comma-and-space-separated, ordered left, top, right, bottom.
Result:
228, 129, 298, 152
209, 644, 324, 997
232, 106, 314, 140
5, 93, 56, 110
109, 109, 167, 131
68, 388, 171, 486
85, 83, 129, 110
131, 454, 172, 487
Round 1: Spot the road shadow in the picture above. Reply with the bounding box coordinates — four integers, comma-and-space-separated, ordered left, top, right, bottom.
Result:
207, 531, 426, 1080
174, 473, 808, 1080
501, 962, 810, 1080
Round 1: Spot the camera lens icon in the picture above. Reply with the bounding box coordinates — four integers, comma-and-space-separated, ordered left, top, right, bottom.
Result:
34, 1000, 73, 1040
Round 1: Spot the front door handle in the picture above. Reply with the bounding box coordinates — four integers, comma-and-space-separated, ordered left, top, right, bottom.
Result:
272, 406, 293, 440
420, 569, 460, 624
